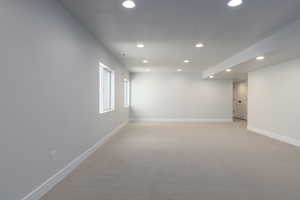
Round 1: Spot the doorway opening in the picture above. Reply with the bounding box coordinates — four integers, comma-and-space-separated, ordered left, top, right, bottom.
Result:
233, 80, 248, 123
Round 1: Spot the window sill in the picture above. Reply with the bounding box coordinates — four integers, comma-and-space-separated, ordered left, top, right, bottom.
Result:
99, 109, 114, 114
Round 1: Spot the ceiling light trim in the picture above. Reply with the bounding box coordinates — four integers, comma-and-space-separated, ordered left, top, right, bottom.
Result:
227, 0, 243, 7
137, 43, 145, 48
256, 56, 265, 60
122, 0, 136, 8
195, 43, 204, 48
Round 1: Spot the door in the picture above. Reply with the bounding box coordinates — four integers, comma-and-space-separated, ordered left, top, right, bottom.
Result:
233, 81, 248, 120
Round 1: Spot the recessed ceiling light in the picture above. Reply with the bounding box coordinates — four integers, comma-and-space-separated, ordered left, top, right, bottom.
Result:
256, 56, 265, 60
122, 0, 136, 8
145, 68, 151, 72
209, 75, 214, 79
143, 60, 148, 64
227, 0, 243, 7
195, 43, 204, 48
137, 43, 144, 48
226, 69, 232, 72
177, 68, 182, 72
184, 60, 190, 63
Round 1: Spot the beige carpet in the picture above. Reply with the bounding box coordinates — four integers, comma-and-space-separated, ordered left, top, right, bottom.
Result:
41, 122, 300, 200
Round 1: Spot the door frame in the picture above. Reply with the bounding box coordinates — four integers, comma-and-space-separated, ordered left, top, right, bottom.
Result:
233, 80, 248, 120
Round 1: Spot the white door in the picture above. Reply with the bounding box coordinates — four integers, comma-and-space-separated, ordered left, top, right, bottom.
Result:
233, 81, 248, 120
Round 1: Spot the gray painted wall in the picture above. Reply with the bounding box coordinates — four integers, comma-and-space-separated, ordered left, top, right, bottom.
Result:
248, 58, 300, 141
130, 72, 233, 121
0, 1, 129, 199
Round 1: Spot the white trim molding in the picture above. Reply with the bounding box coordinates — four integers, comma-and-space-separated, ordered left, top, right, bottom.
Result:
21, 121, 128, 200
131, 118, 233, 122
247, 125, 300, 147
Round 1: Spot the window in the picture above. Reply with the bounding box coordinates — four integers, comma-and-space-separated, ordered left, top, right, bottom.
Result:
99, 63, 115, 113
124, 79, 130, 107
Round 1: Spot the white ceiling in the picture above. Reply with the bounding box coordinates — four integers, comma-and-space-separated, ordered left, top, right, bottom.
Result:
60, 0, 300, 72
202, 19, 300, 79
213, 46, 300, 81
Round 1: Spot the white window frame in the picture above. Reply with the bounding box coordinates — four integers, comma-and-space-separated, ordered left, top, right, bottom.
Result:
99, 62, 115, 114
124, 79, 130, 107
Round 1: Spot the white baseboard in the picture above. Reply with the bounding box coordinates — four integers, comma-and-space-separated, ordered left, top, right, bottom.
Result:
131, 118, 233, 122
21, 121, 128, 200
247, 125, 300, 147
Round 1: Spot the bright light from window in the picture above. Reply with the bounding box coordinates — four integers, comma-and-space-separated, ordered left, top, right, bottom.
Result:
99, 63, 115, 113
143, 60, 148, 63
177, 68, 182, 72
184, 60, 190, 63
124, 79, 130, 107
226, 69, 232, 72
209, 75, 214, 79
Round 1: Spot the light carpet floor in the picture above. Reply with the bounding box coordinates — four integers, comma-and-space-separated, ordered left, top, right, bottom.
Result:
41, 122, 300, 200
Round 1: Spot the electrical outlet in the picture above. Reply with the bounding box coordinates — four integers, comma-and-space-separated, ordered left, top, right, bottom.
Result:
50, 150, 57, 161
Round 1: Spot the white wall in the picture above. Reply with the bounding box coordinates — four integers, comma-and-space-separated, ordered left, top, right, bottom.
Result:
248, 58, 300, 142
130, 72, 233, 121
0, 1, 129, 200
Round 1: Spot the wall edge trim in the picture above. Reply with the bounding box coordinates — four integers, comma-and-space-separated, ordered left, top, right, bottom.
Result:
130, 118, 233, 122
21, 121, 128, 200
247, 125, 300, 147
